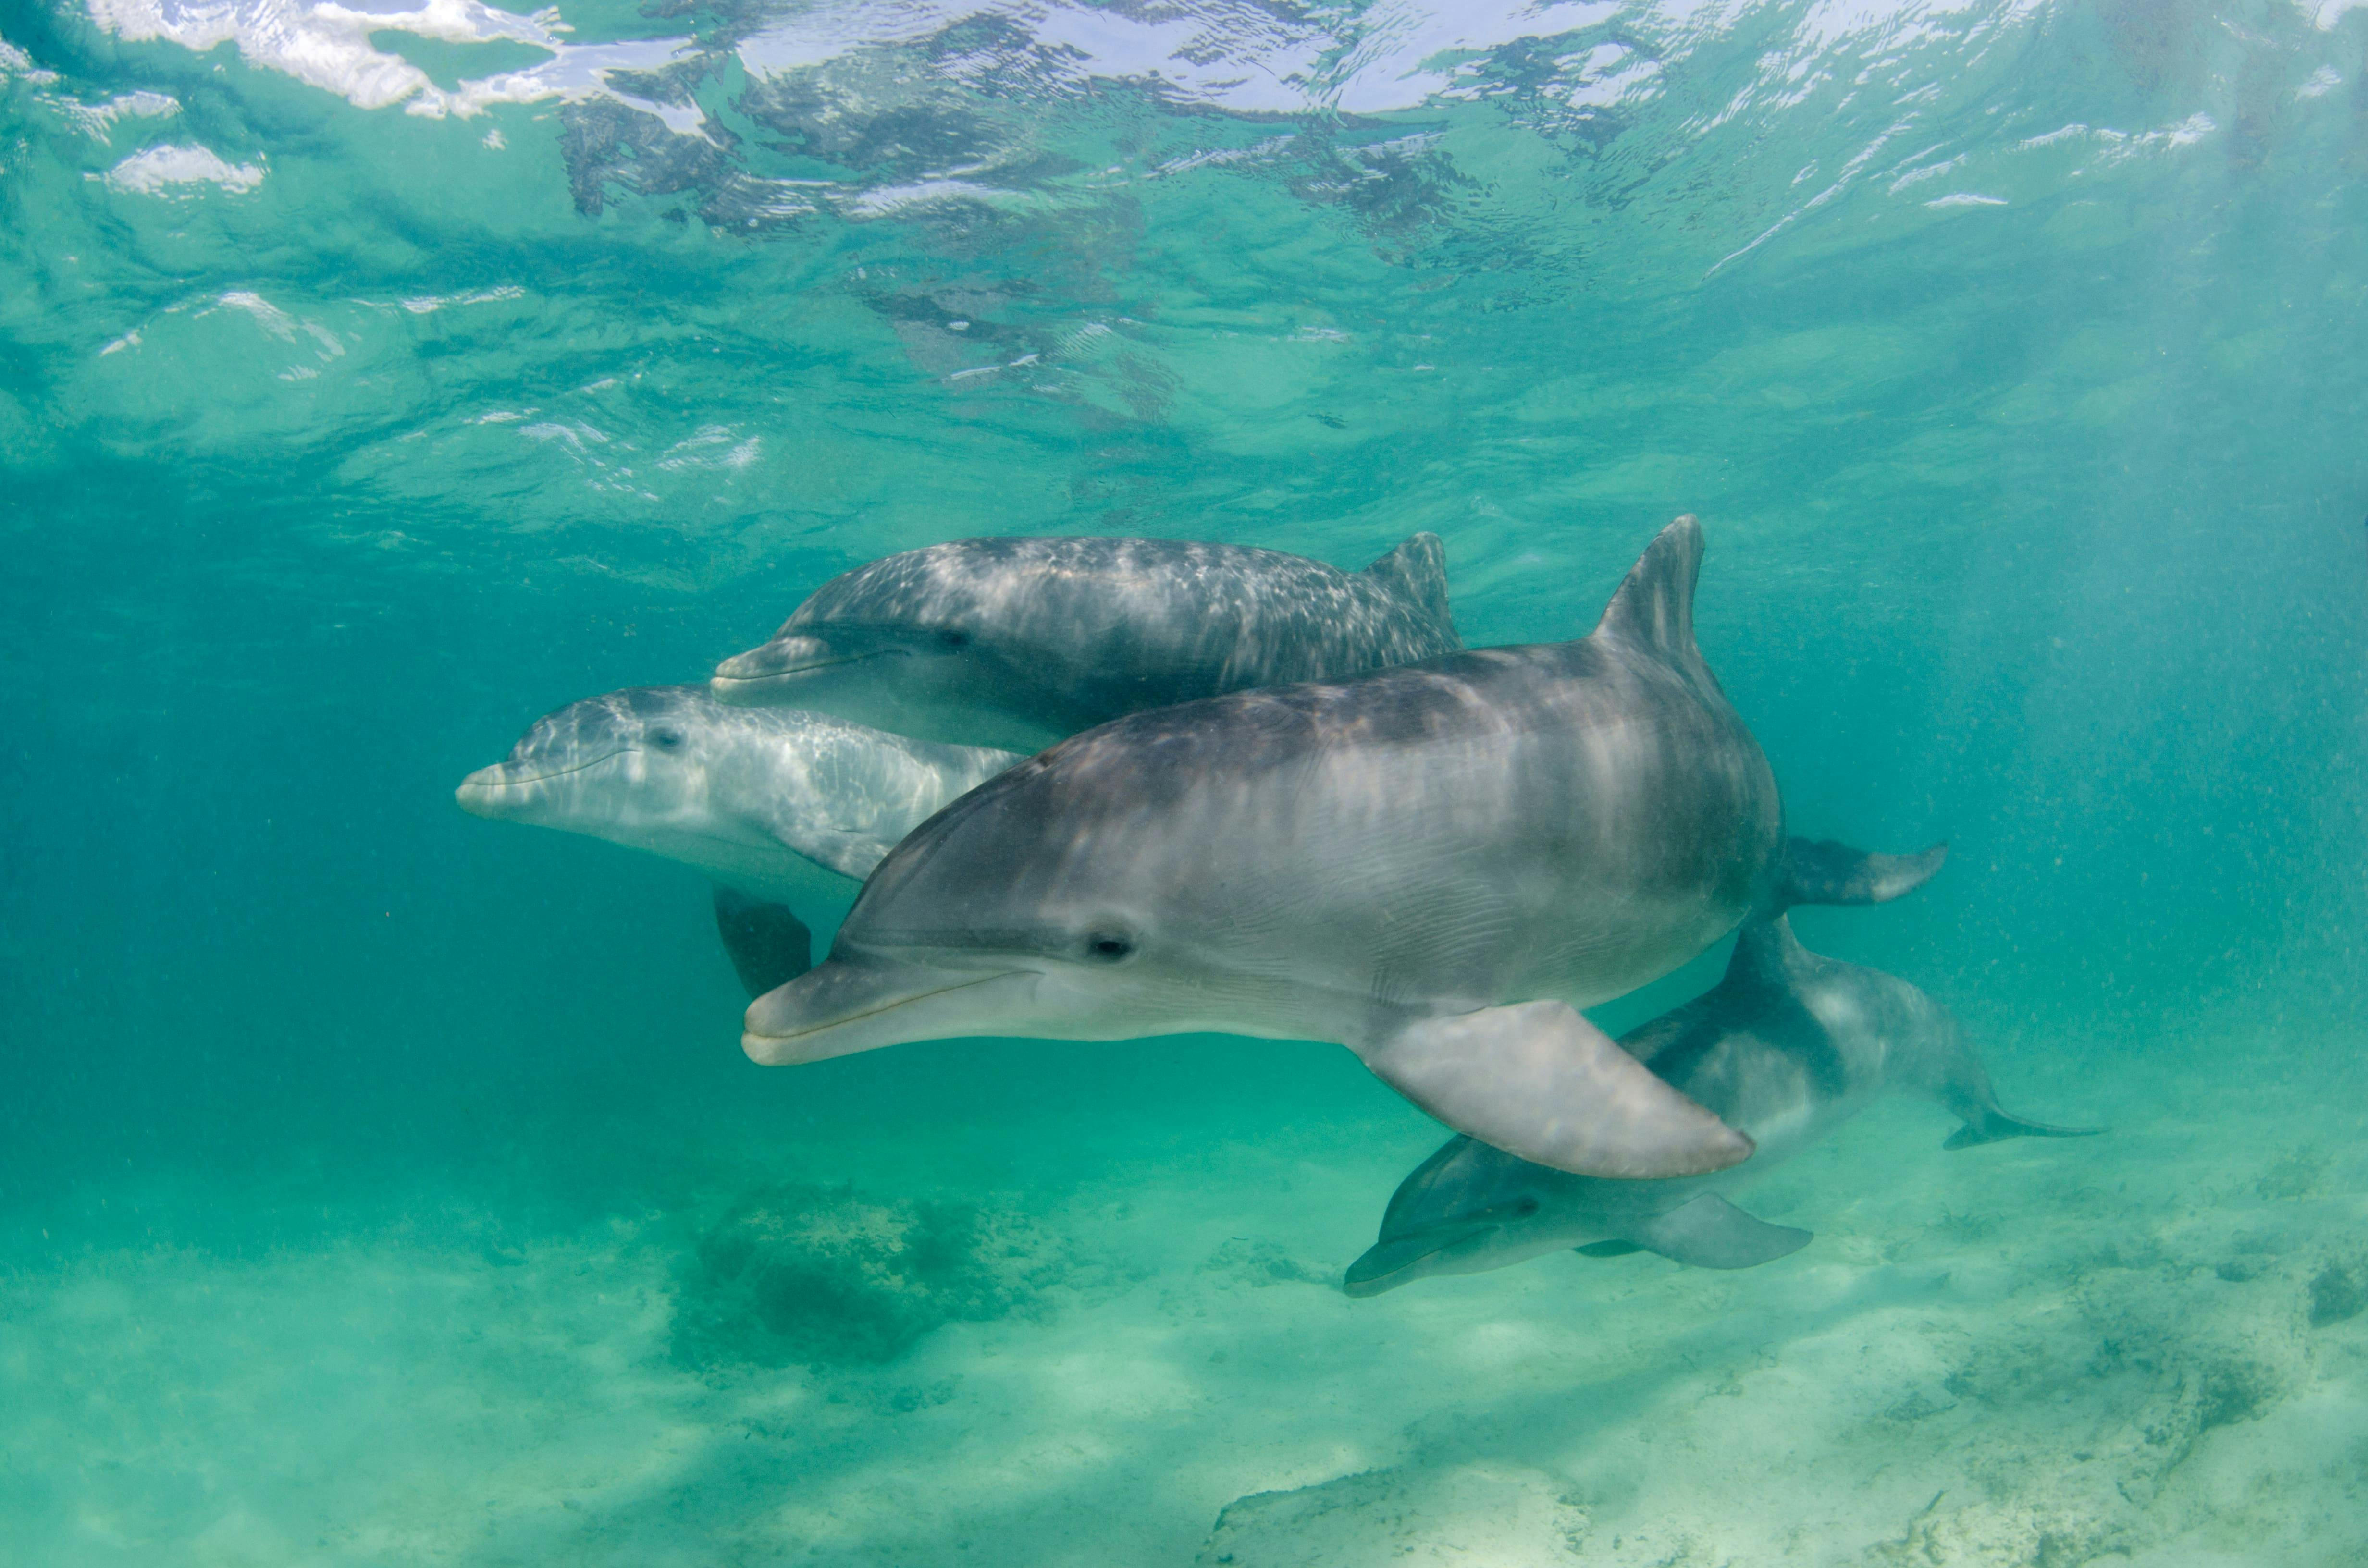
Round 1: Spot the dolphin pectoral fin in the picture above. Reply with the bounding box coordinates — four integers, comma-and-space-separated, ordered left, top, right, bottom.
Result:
1780, 837, 1949, 909
711, 885, 814, 999
1357, 1001, 1755, 1179
1943, 1111, 2104, 1150
1630, 1194, 1813, 1270
1574, 1240, 1645, 1258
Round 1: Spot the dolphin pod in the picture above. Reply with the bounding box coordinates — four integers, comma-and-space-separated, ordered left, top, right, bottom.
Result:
710, 533, 1465, 751
739, 518, 1948, 1181
1344, 901, 2100, 1296
462, 516, 2095, 1246
457, 533, 1456, 994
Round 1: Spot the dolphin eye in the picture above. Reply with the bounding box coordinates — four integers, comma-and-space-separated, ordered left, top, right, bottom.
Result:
1512, 1197, 1541, 1217
650, 728, 684, 749
936, 628, 971, 649
1083, 933, 1134, 962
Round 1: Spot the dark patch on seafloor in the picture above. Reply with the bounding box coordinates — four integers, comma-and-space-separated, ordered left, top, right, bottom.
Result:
672, 1182, 1061, 1367
2308, 1257, 2368, 1327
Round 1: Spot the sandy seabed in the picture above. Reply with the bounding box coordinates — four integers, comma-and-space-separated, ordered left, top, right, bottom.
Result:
5, 1044, 2366, 1568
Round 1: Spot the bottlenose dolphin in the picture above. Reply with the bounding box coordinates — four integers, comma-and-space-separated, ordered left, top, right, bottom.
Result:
456, 687, 1021, 989
710, 533, 1463, 749
741, 517, 1925, 1179
1344, 907, 2099, 1297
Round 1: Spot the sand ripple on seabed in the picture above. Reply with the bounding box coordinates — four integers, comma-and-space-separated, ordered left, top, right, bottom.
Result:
4, 1120, 2367, 1567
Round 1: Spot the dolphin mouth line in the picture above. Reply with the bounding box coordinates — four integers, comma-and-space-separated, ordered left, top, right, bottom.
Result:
1343, 1258, 1428, 1297
717, 649, 907, 682
1344, 1225, 1496, 1295
745, 968, 1021, 1043
461, 747, 630, 789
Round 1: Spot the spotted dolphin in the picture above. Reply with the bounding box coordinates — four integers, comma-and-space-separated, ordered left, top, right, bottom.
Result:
1343, 905, 2099, 1297
709, 533, 1463, 750
456, 686, 1021, 990
740, 517, 1927, 1179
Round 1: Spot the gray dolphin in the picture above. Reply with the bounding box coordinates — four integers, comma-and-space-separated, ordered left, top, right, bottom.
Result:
740, 517, 1924, 1179
1344, 908, 2099, 1297
709, 533, 1463, 749
456, 686, 1021, 987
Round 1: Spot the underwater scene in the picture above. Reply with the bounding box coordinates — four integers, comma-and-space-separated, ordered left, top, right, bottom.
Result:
6, 0, 2368, 1561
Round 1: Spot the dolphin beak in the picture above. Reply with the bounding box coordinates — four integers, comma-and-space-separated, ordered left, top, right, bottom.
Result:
742, 956, 1034, 1066
710, 635, 841, 704
455, 762, 523, 818
455, 750, 621, 817
1340, 1226, 1491, 1298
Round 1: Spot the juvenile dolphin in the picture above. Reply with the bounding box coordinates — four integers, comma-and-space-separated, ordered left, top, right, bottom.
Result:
1343, 908, 2099, 1297
741, 517, 1923, 1179
710, 533, 1463, 749
456, 687, 1021, 987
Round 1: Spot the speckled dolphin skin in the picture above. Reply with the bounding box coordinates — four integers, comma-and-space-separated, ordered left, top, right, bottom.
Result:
710, 533, 1464, 750
741, 517, 1843, 1180
456, 685, 1021, 907
1344, 902, 2100, 1297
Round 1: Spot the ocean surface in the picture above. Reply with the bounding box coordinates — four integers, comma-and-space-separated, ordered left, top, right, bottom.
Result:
5, 0, 2368, 1561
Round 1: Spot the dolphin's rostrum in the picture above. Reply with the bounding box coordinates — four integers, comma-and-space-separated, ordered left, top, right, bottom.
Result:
710, 533, 1464, 749
741, 517, 1926, 1180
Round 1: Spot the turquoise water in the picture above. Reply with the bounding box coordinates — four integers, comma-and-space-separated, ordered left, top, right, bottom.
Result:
6, 0, 2368, 1560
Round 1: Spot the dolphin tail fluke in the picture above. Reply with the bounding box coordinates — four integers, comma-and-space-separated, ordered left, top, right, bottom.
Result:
712, 885, 814, 999
1943, 1110, 2104, 1150
1357, 1001, 1755, 1179
1360, 532, 1459, 639
1629, 1194, 1813, 1270
1779, 837, 1949, 910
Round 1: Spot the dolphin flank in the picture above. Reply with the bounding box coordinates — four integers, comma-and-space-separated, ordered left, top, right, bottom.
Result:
740, 516, 1928, 1180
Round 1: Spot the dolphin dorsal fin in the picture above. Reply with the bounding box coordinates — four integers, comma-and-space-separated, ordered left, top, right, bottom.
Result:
1360, 533, 1458, 635
1723, 913, 1812, 992
1592, 515, 1706, 674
